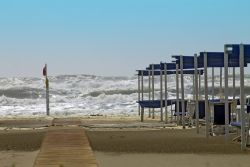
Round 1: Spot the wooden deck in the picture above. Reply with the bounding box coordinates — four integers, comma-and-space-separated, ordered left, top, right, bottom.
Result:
34, 118, 98, 167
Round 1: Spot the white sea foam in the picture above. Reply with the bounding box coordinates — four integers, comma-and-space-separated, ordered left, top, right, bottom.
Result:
0, 74, 248, 117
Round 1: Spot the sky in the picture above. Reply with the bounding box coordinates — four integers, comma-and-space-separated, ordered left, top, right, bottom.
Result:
0, 0, 250, 77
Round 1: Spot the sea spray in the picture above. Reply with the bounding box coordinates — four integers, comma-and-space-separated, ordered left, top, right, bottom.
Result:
0, 74, 248, 117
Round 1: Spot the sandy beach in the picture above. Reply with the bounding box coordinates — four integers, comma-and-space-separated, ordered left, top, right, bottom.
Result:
95, 152, 250, 167
87, 127, 244, 154
1, 0, 249, 166
0, 117, 249, 167
0, 150, 38, 167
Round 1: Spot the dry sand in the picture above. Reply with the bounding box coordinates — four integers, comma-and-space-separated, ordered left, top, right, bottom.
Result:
0, 129, 44, 167
0, 118, 48, 167
95, 152, 250, 167
87, 128, 244, 153
0, 130, 46, 151
0, 150, 38, 167
0, 117, 249, 167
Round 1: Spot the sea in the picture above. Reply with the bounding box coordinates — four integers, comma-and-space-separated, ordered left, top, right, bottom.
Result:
0, 74, 249, 117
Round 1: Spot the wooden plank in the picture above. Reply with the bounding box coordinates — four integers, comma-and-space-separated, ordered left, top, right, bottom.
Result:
34, 125, 97, 167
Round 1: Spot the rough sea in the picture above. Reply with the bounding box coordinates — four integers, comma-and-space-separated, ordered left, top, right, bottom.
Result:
0, 74, 249, 117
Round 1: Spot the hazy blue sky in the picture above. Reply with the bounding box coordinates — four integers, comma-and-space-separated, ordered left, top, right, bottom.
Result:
0, 0, 249, 77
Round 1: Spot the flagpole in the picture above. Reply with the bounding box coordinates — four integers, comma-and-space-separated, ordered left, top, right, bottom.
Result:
44, 64, 50, 116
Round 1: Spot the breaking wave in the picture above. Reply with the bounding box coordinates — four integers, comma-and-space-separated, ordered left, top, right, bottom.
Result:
0, 74, 248, 117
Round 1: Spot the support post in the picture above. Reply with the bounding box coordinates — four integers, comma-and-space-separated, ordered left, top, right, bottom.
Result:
233, 67, 237, 122
233, 67, 235, 101
164, 63, 168, 123
220, 67, 223, 97
212, 67, 215, 100
141, 108, 144, 122
194, 54, 199, 133
193, 74, 195, 100
176, 64, 180, 125
204, 52, 209, 138
171, 100, 173, 122
148, 70, 151, 118
138, 73, 141, 116
152, 64, 155, 119
141, 71, 144, 122
211, 67, 215, 128
160, 67, 163, 122
224, 46, 229, 143
180, 56, 185, 128
198, 71, 201, 100
240, 44, 246, 150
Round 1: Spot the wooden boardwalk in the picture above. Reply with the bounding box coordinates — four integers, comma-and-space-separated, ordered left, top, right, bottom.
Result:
34, 118, 98, 167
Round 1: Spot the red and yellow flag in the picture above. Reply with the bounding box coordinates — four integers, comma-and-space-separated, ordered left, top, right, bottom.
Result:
43, 64, 47, 76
